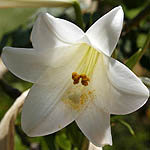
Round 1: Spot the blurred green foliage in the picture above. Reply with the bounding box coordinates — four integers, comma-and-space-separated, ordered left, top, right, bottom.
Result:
0, 8, 37, 39
0, 0, 150, 150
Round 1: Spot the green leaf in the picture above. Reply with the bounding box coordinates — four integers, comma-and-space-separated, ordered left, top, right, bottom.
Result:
44, 134, 56, 150
125, 32, 150, 70
111, 116, 135, 136
66, 122, 84, 148
55, 132, 72, 150
125, 48, 142, 69
118, 119, 135, 136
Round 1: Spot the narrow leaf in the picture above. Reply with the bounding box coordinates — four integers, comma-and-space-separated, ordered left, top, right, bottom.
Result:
126, 32, 150, 70
125, 48, 142, 70
118, 119, 135, 136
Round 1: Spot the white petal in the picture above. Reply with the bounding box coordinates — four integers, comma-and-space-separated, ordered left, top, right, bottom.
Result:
88, 142, 103, 150
31, 13, 84, 51
46, 43, 89, 68
2, 43, 89, 83
92, 54, 149, 115
21, 66, 78, 136
1, 47, 49, 83
76, 103, 112, 147
86, 6, 123, 56
21, 45, 89, 136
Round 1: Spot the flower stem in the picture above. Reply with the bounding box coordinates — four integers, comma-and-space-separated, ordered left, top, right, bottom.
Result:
72, 0, 84, 30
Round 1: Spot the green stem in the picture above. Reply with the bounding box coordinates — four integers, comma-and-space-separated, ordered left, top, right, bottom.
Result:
72, 0, 84, 30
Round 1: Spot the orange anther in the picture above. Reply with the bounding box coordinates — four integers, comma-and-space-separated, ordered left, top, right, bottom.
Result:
81, 80, 88, 86
72, 72, 90, 86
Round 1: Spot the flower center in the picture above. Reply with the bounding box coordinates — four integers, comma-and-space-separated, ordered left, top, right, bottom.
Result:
62, 84, 95, 110
62, 44, 99, 111
72, 45, 99, 86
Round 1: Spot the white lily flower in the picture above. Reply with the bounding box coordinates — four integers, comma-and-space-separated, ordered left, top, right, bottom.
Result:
2, 6, 149, 147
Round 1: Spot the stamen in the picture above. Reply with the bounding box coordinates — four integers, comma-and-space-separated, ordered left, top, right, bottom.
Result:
72, 72, 80, 84
71, 44, 99, 86
80, 74, 90, 86
72, 72, 90, 86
